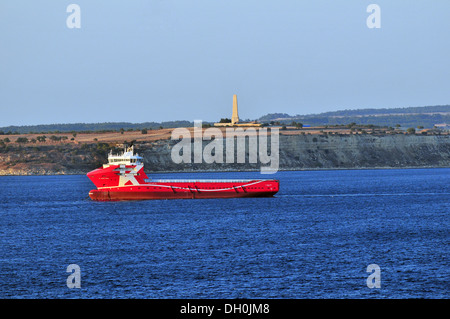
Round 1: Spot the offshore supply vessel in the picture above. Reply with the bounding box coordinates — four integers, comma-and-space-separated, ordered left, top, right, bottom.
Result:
87, 146, 279, 201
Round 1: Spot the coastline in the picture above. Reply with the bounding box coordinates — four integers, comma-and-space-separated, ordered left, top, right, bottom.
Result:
1, 165, 449, 177
1, 133, 449, 176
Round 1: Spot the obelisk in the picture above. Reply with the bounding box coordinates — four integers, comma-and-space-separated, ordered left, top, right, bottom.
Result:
231, 94, 239, 125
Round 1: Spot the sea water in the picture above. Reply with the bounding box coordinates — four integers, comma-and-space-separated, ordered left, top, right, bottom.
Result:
0, 168, 448, 298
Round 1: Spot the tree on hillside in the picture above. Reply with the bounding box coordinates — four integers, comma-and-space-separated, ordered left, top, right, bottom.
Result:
291, 121, 303, 128
16, 137, 28, 143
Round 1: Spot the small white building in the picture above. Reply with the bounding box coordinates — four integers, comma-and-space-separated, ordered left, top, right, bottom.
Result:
434, 123, 450, 131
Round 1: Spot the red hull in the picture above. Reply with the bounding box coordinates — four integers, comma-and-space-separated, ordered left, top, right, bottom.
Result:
89, 180, 279, 201
87, 147, 279, 201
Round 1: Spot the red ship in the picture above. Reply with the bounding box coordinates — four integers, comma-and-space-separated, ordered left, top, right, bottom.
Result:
87, 146, 279, 201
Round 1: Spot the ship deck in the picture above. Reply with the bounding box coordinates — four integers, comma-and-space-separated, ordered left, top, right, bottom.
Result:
144, 179, 266, 183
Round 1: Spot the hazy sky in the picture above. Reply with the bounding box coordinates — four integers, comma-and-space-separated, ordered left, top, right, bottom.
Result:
1, 0, 449, 126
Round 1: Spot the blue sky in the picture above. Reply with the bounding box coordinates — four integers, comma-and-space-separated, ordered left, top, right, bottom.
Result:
0, 0, 449, 126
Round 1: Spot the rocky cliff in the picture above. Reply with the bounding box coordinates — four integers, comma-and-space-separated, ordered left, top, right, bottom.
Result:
0, 134, 449, 175
143, 134, 450, 172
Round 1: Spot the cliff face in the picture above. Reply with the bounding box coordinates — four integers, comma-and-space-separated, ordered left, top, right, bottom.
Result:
0, 144, 103, 175
143, 134, 450, 172
0, 134, 449, 175
279, 134, 450, 169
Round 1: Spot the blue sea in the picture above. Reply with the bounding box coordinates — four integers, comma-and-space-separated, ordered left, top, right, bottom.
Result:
0, 168, 448, 299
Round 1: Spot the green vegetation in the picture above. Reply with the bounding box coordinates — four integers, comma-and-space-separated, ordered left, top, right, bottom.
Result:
0, 120, 195, 134
259, 105, 450, 128
0, 105, 448, 134
290, 121, 303, 128
49, 135, 68, 142
259, 113, 291, 121
16, 137, 28, 143
305, 105, 450, 117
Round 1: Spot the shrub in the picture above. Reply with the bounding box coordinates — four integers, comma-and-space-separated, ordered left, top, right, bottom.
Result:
16, 137, 28, 143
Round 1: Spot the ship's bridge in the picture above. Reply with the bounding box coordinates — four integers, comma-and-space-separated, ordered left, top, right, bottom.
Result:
107, 146, 143, 166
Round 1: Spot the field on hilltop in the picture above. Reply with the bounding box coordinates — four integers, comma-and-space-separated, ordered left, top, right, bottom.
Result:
0, 122, 448, 148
